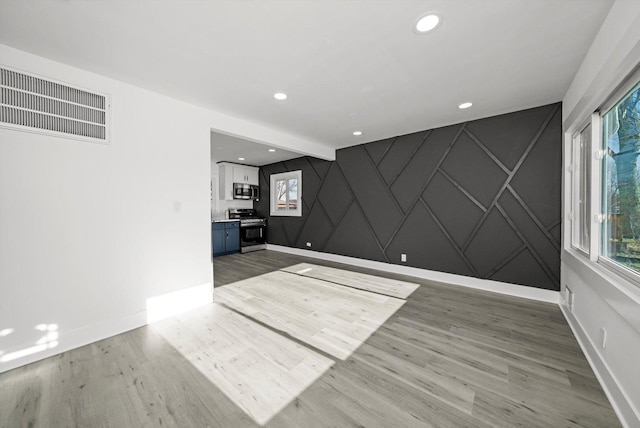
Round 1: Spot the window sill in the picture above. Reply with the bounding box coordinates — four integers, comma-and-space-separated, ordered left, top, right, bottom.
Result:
563, 248, 640, 334
269, 212, 302, 217
565, 247, 640, 298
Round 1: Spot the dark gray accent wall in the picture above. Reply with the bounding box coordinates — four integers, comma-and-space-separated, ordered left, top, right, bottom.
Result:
255, 103, 562, 291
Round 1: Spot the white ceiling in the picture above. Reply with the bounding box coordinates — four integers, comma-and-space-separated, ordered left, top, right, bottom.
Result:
0, 0, 613, 161
210, 131, 303, 166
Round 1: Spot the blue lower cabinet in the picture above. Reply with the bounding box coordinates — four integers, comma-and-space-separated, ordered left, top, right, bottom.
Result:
212, 224, 226, 257
212, 221, 240, 257
225, 222, 240, 253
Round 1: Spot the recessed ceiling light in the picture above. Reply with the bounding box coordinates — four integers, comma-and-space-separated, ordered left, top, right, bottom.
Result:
415, 14, 441, 33
458, 102, 473, 109
273, 92, 287, 100
353, 131, 363, 136
268, 149, 276, 152
238, 157, 245, 161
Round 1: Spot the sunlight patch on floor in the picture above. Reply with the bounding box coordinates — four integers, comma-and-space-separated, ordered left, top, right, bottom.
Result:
146, 282, 213, 323
215, 268, 410, 360
282, 263, 420, 299
150, 264, 416, 425
150, 302, 333, 425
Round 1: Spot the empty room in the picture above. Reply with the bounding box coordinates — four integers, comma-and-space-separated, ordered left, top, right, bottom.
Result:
1, 1, 639, 427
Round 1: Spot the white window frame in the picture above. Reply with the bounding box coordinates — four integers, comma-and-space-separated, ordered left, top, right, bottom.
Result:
597, 77, 640, 283
570, 120, 593, 256
566, 68, 640, 289
564, 68, 640, 291
589, 113, 602, 263
270, 170, 302, 217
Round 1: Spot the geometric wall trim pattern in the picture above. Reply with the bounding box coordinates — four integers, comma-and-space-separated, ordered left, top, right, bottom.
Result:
256, 103, 562, 291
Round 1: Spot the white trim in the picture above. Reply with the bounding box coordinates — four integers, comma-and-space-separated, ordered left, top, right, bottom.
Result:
562, 131, 572, 251
598, 77, 640, 286
589, 112, 602, 262
0, 310, 147, 374
570, 122, 592, 254
269, 170, 302, 217
597, 257, 640, 293
0, 282, 214, 374
600, 64, 640, 114
560, 304, 639, 428
570, 130, 579, 250
564, 249, 640, 333
267, 244, 559, 304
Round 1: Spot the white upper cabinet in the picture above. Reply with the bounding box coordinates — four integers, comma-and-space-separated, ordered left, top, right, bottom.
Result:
233, 166, 259, 185
218, 162, 259, 200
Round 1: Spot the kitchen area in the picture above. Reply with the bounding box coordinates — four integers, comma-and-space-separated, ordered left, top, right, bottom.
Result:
211, 160, 266, 256
210, 131, 301, 258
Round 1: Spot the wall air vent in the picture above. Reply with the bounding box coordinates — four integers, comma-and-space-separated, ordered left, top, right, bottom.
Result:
0, 67, 109, 143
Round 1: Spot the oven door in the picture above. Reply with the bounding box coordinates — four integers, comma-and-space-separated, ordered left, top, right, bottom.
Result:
240, 224, 266, 247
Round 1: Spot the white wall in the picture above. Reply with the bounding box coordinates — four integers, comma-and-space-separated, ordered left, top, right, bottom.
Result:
561, 2, 640, 427
0, 44, 332, 373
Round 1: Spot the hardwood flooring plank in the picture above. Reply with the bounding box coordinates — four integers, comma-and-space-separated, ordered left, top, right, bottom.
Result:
2, 363, 49, 428
393, 316, 575, 386
472, 388, 558, 428
565, 369, 613, 405
506, 365, 620, 427
368, 329, 510, 396
150, 302, 334, 426
281, 262, 420, 298
352, 342, 476, 414
214, 270, 403, 360
379, 320, 510, 379
449, 325, 594, 375
332, 358, 496, 428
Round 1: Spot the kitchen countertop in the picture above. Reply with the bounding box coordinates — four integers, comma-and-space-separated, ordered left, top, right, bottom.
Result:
212, 218, 240, 223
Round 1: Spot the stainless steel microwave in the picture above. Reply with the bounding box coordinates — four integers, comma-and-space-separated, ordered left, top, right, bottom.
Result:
233, 183, 259, 200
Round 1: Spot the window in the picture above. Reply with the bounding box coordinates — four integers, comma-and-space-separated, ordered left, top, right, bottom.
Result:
270, 170, 302, 216
571, 123, 592, 254
601, 80, 640, 277
568, 68, 640, 286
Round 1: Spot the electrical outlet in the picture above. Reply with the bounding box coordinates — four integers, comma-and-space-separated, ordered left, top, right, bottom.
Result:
173, 201, 182, 213
306, 242, 312, 247
600, 327, 607, 349
401, 254, 407, 262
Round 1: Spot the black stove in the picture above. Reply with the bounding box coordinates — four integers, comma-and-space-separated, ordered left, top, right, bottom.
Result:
239, 217, 267, 226
228, 209, 267, 252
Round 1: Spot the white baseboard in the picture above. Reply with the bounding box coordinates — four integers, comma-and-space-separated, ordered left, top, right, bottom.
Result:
0, 282, 214, 374
0, 310, 148, 374
267, 245, 559, 304
560, 305, 639, 428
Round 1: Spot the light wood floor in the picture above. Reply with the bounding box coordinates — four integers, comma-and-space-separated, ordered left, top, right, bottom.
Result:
149, 266, 415, 424
0, 250, 621, 427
